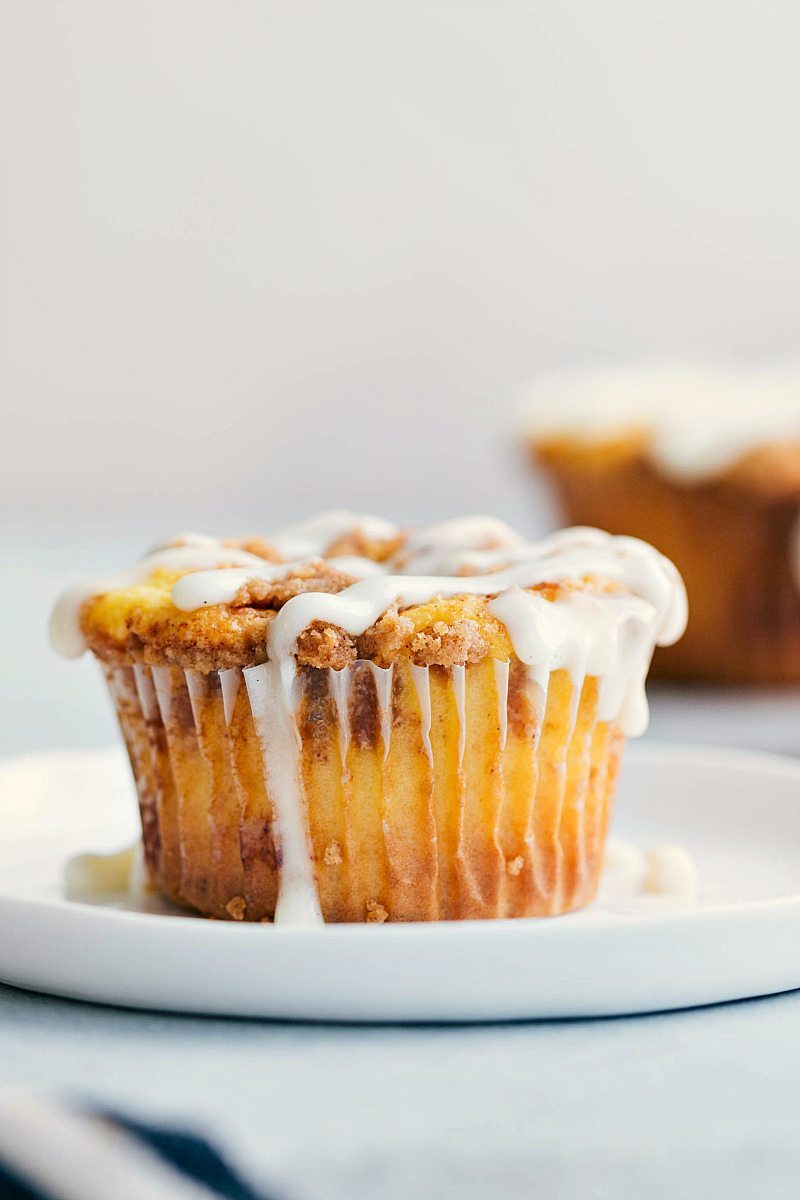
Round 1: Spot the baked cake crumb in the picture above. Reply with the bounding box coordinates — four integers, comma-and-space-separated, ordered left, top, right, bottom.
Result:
506, 855, 525, 876
225, 895, 247, 920
366, 900, 388, 923
324, 840, 343, 866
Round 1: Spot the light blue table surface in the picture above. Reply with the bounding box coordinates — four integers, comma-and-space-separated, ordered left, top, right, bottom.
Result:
1, 982, 798, 1200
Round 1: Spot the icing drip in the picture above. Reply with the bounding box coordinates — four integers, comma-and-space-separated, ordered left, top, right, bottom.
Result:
488, 587, 657, 736
243, 660, 323, 925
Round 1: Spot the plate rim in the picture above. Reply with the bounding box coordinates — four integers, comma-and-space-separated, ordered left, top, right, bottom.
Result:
2, 740, 799, 1019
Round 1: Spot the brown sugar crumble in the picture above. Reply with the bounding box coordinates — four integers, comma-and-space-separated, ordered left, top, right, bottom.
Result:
232, 560, 355, 609
79, 523, 589, 676
408, 618, 489, 667
296, 622, 358, 671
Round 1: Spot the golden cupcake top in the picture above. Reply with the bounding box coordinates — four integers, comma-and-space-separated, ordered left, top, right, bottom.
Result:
521, 362, 800, 496
51, 511, 686, 734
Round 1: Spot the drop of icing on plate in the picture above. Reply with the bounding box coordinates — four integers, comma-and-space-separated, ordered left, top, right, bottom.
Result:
64, 842, 143, 899
600, 837, 699, 906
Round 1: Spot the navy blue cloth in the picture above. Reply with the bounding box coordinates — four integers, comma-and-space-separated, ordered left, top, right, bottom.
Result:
117, 1116, 268, 1200
0, 1161, 36, 1200
0, 1111, 275, 1200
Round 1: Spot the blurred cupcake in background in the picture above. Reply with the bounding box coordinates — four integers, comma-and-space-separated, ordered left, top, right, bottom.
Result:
521, 363, 800, 684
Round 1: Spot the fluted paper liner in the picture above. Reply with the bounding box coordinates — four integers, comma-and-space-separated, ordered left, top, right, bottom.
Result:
104, 657, 624, 922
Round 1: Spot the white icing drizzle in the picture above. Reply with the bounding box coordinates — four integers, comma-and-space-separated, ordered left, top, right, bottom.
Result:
488, 587, 657, 736
51, 510, 689, 927
327, 556, 388, 578
493, 659, 509, 751
409, 664, 433, 765
50, 544, 269, 659
243, 660, 323, 925
268, 510, 399, 560
241, 538, 685, 684
219, 668, 241, 726
521, 361, 800, 481
397, 515, 524, 575
171, 555, 386, 614
451, 664, 467, 769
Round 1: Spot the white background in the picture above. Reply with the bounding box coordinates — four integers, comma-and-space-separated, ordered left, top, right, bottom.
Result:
2, 0, 800, 530
1, 0, 799, 753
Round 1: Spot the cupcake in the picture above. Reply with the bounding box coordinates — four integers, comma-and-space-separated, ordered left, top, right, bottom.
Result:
522, 364, 800, 683
50, 511, 686, 923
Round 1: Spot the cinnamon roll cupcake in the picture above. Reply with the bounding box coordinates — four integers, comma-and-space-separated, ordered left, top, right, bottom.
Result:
50, 511, 686, 923
522, 364, 800, 683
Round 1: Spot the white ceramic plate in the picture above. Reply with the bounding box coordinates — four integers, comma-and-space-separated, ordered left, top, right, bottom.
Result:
0, 744, 798, 1022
